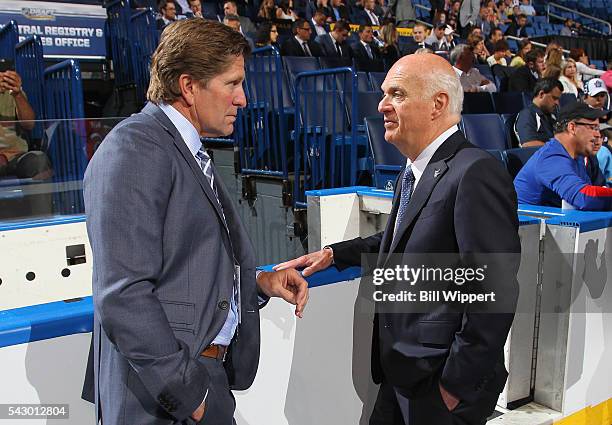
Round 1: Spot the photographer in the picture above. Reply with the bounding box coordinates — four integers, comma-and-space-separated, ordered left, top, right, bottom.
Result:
0, 66, 51, 179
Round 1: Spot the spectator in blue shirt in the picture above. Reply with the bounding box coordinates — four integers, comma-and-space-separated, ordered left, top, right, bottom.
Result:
514, 102, 612, 210
514, 78, 562, 147
596, 123, 612, 186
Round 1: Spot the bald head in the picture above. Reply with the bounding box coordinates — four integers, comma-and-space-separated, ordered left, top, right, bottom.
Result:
379, 53, 463, 159
388, 54, 463, 118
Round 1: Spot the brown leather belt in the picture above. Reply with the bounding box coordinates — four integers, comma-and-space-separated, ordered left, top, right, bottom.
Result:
201, 344, 228, 360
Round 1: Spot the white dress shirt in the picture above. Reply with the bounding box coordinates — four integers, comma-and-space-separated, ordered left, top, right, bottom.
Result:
406, 124, 459, 190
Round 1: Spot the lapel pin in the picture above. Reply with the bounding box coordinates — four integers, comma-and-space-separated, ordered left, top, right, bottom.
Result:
433, 168, 441, 178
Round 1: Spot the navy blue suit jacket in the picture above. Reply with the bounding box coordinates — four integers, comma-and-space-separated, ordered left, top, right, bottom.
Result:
330, 131, 520, 407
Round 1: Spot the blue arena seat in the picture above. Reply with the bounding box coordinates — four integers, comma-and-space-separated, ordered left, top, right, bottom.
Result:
462, 92, 495, 114
365, 116, 404, 190
560, 93, 578, 108
369, 72, 386, 92
475, 64, 494, 83
462, 114, 509, 150
487, 149, 507, 168
504, 147, 540, 179
501, 113, 520, 149
346, 91, 382, 130
493, 92, 525, 114
319, 56, 353, 69
283, 56, 321, 92
335, 71, 372, 92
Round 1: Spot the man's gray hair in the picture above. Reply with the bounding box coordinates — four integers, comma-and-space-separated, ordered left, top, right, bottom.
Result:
418, 61, 464, 117
449, 44, 469, 66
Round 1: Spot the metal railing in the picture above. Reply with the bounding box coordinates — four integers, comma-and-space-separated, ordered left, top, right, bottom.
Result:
0, 20, 18, 59
15, 36, 45, 140
506, 35, 570, 54
547, 2, 611, 35
44, 60, 87, 214
238, 45, 290, 179
293, 67, 359, 209
130, 7, 159, 105
105, 0, 135, 87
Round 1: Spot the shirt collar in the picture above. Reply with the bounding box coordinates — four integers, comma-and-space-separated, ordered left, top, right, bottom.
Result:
360, 39, 369, 48
295, 35, 307, 44
158, 102, 202, 157
406, 124, 459, 188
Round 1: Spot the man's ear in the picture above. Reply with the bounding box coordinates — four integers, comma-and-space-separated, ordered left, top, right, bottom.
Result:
432, 92, 450, 119
177, 74, 196, 107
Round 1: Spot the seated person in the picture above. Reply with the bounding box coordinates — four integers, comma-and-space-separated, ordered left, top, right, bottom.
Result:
355, 0, 383, 26
315, 20, 352, 59
280, 19, 323, 57
514, 78, 562, 147
0, 69, 51, 180
401, 23, 433, 55
450, 44, 496, 92
583, 78, 609, 112
487, 39, 510, 67
223, 14, 255, 50
586, 126, 606, 186
156, 0, 177, 30
508, 49, 545, 93
514, 102, 612, 211
351, 25, 384, 72
596, 123, 612, 186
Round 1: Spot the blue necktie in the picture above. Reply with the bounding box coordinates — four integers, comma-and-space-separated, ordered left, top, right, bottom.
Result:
393, 165, 415, 238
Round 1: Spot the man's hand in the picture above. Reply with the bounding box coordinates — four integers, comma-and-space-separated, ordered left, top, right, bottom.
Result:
0, 71, 22, 96
273, 248, 334, 277
257, 269, 309, 318
439, 383, 460, 411
191, 400, 205, 422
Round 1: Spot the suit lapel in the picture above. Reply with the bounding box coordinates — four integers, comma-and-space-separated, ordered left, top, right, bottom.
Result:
141, 103, 229, 234
383, 131, 466, 264
385, 161, 448, 261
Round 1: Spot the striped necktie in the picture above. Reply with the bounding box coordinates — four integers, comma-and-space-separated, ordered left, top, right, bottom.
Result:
196, 148, 227, 224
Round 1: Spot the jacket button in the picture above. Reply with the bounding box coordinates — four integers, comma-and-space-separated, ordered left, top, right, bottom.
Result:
218, 300, 229, 310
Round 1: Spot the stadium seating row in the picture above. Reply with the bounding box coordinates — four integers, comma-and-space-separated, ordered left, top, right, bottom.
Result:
366, 114, 540, 190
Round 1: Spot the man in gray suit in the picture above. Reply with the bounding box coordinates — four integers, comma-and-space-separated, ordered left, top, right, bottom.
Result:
459, 0, 480, 38
315, 20, 352, 59
84, 19, 308, 425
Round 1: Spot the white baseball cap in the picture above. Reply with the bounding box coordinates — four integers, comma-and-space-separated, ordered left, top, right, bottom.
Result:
586, 78, 609, 97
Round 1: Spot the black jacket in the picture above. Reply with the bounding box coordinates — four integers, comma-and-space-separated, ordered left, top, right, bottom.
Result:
280, 36, 324, 57
401, 39, 434, 55
330, 131, 520, 411
351, 41, 384, 72
508, 65, 538, 93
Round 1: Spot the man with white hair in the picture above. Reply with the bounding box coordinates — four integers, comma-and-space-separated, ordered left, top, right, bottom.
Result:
450, 44, 497, 92
275, 53, 520, 425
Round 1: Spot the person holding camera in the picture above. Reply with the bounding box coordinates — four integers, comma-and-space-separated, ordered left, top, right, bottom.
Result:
0, 67, 51, 180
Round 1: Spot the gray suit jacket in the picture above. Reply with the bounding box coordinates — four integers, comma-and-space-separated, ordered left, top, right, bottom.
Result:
388, 0, 416, 26
83, 102, 261, 424
459, 0, 480, 27
315, 33, 352, 59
